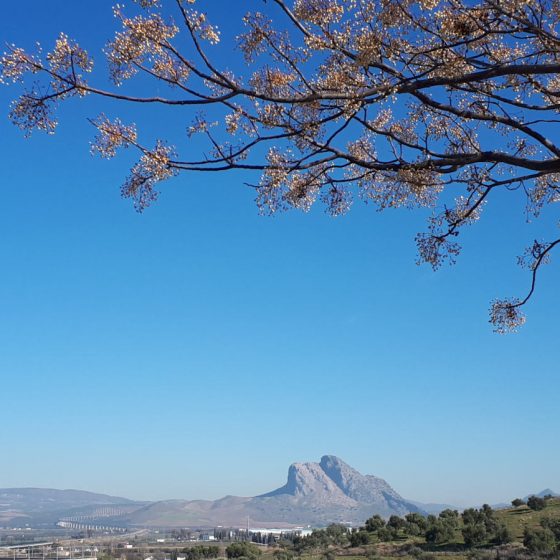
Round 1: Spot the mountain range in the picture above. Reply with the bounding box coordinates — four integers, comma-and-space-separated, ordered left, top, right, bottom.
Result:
119, 455, 423, 528
1, 456, 556, 529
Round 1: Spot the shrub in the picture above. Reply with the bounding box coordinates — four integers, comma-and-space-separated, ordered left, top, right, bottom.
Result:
425, 519, 455, 544
225, 543, 262, 560
523, 527, 556, 554
365, 515, 386, 533
541, 517, 560, 540
349, 530, 369, 547
182, 546, 220, 560
526, 495, 546, 511
462, 524, 488, 548
399, 543, 421, 556
272, 551, 294, 560
493, 523, 513, 545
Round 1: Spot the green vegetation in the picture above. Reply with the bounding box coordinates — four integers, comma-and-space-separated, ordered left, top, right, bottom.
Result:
68, 498, 560, 560
497, 496, 560, 540
181, 546, 220, 560
226, 542, 262, 560
278, 498, 560, 560
523, 526, 556, 554
527, 496, 547, 511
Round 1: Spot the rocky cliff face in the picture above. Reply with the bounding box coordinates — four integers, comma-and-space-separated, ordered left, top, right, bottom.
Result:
250, 455, 422, 523
260, 459, 356, 504
320, 455, 401, 503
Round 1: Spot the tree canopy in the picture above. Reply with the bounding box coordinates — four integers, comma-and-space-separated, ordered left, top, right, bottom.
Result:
527, 495, 547, 510
2, 0, 560, 331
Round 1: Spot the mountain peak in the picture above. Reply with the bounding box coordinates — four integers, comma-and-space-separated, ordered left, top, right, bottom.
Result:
259, 459, 350, 501
320, 454, 349, 466
525, 488, 559, 499
258, 456, 421, 521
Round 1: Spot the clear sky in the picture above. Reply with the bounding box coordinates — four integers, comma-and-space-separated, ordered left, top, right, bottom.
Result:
0, 1, 558, 509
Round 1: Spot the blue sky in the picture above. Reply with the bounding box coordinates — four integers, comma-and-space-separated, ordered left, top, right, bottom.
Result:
0, 1, 559, 508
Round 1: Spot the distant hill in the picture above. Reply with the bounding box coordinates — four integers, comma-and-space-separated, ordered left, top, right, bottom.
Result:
124, 455, 424, 528
0, 488, 141, 527
524, 488, 559, 500
492, 489, 560, 510
408, 500, 459, 514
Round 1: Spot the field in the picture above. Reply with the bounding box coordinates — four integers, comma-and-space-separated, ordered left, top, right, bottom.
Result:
496, 498, 560, 540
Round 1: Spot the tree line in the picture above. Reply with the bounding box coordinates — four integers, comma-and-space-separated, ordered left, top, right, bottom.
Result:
284, 497, 559, 556
348, 505, 512, 548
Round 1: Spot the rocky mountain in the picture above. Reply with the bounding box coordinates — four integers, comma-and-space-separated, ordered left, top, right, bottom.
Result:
124, 455, 423, 528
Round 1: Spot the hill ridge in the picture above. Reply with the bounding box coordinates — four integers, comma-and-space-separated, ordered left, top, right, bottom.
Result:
124, 455, 423, 527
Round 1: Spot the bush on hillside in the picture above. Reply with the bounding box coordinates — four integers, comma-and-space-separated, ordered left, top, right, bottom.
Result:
541, 517, 560, 540
462, 523, 488, 548
225, 542, 262, 560
527, 495, 546, 511
349, 530, 369, 547
523, 527, 556, 554
492, 523, 513, 545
